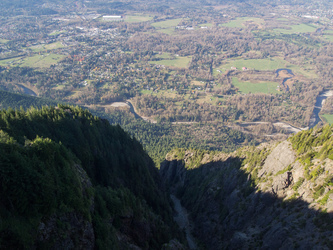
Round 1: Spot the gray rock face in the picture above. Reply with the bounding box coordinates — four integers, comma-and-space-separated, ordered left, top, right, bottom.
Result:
161, 142, 333, 250
271, 171, 293, 195
259, 141, 296, 177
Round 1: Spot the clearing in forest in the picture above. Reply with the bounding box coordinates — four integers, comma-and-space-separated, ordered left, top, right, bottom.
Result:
218, 58, 286, 72
20, 54, 65, 68
125, 15, 153, 23
150, 55, 191, 68
152, 18, 183, 28
274, 23, 317, 34
30, 42, 65, 52
152, 18, 183, 35
232, 77, 279, 94
221, 17, 265, 28
0, 57, 22, 67
0, 39, 9, 43
48, 30, 67, 36
322, 114, 333, 125
216, 58, 317, 78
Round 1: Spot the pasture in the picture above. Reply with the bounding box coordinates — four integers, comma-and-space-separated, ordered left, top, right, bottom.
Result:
30, 42, 64, 52
0, 39, 9, 43
0, 57, 22, 67
216, 57, 317, 78
48, 30, 67, 36
274, 23, 317, 34
322, 114, 333, 125
152, 18, 183, 28
125, 15, 153, 23
158, 28, 175, 35
218, 58, 286, 72
232, 77, 279, 94
323, 35, 333, 42
221, 17, 265, 28
199, 23, 213, 27
20, 54, 65, 68
150, 55, 191, 68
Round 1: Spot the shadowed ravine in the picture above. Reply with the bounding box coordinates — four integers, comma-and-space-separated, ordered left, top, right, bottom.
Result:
160, 144, 333, 249
170, 195, 197, 249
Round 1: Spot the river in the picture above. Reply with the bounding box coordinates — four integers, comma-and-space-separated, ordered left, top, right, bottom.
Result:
170, 195, 197, 249
308, 90, 333, 128
276, 68, 294, 92
17, 84, 37, 97
116, 88, 331, 134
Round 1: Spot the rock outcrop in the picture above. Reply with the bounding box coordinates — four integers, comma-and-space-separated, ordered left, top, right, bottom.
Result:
161, 128, 333, 249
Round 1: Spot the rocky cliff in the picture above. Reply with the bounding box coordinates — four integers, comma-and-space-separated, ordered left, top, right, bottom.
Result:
161, 125, 333, 249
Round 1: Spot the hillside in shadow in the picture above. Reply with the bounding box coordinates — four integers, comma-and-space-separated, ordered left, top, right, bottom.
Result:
161, 144, 333, 249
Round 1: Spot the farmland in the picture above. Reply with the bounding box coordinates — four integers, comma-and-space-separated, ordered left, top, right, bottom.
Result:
232, 77, 279, 94
273, 23, 317, 34
150, 55, 192, 68
322, 114, 333, 124
217, 58, 286, 72
152, 18, 183, 28
125, 15, 153, 23
221, 17, 265, 28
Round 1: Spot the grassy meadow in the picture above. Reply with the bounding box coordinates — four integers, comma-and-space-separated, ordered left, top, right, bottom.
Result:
152, 18, 183, 28
274, 23, 317, 34
125, 15, 153, 23
20, 54, 65, 68
232, 77, 279, 94
322, 114, 333, 124
221, 17, 265, 28
150, 54, 191, 68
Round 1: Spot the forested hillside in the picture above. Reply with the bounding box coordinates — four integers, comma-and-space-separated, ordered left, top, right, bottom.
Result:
0, 105, 184, 249
0, 89, 253, 167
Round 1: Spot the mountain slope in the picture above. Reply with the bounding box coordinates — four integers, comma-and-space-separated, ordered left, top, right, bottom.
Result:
161, 125, 333, 249
0, 105, 183, 249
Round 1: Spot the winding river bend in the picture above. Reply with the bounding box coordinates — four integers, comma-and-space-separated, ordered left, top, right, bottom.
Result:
276, 68, 294, 92
309, 90, 333, 128
111, 88, 332, 134
17, 84, 37, 97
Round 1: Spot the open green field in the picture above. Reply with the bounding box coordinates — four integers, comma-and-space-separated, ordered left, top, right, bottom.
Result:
276, 18, 289, 21
323, 35, 333, 42
218, 58, 286, 72
0, 57, 22, 66
150, 55, 191, 68
232, 77, 279, 94
285, 64, 317, 78
155, 52, 172, 58
199, 23, 213, 27
322, 114, 333, 124
221, 17, 264, 28
125, 15, 153, 23
0, 39, 9, 43
20, 54, 65, 68
48, 30, 67, 36
274, 23, 317, 34
157, 28, 175, 35
152, 18, 183, 28
216, 57, 317, 78
30, 42, 64, 52
140, 89, 153, 95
